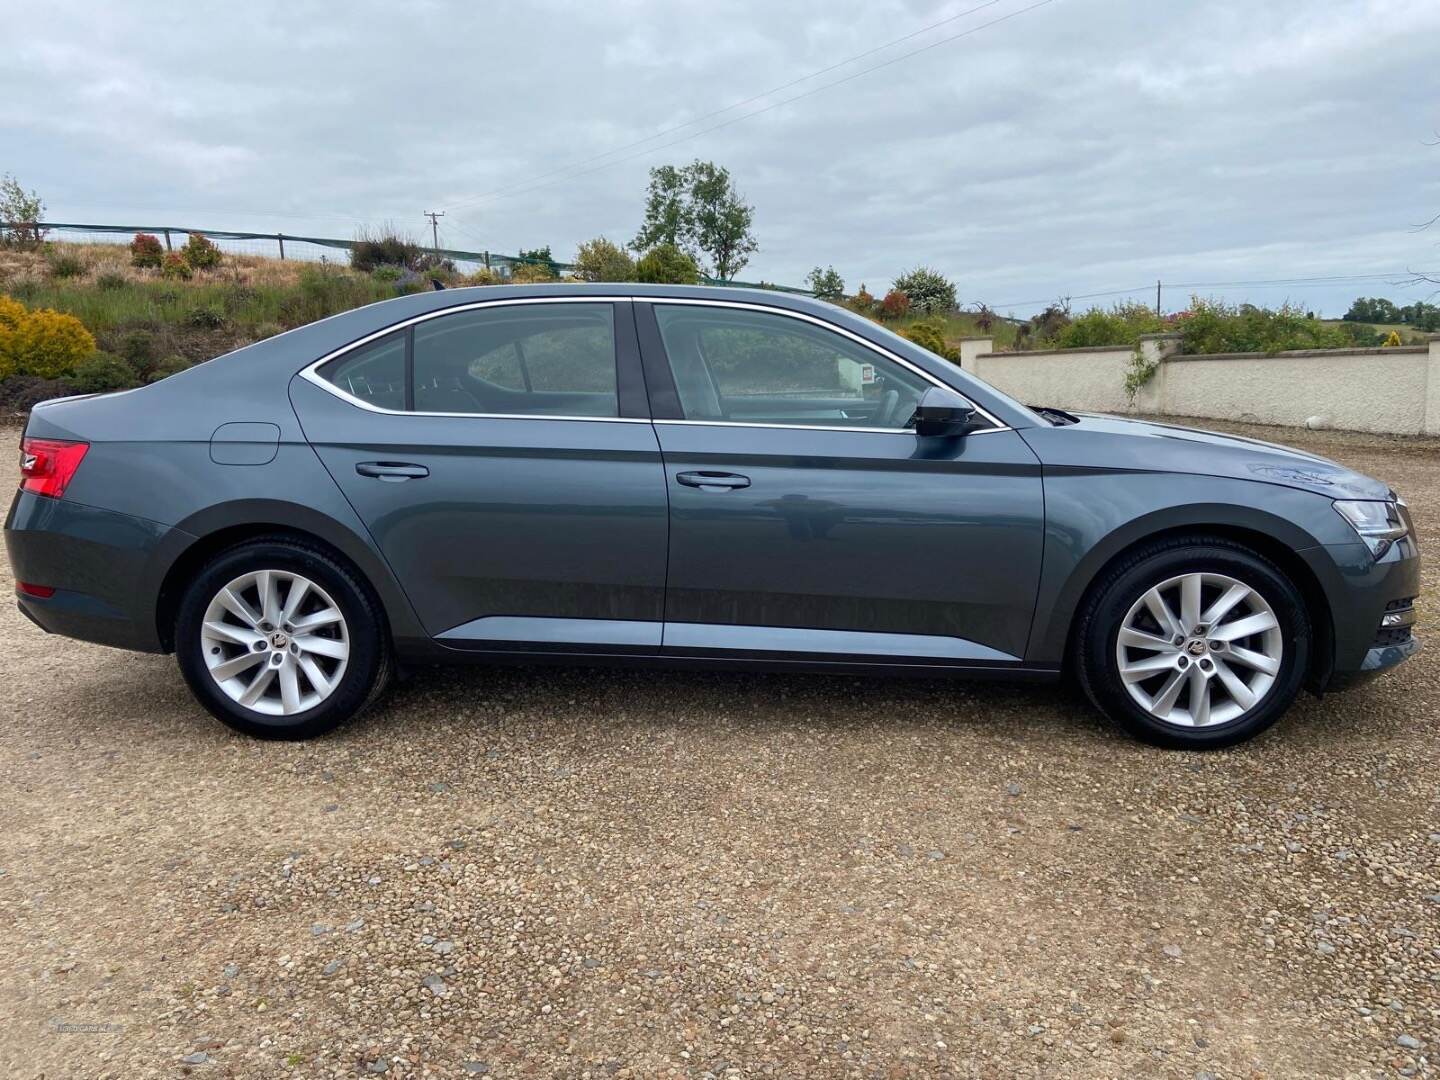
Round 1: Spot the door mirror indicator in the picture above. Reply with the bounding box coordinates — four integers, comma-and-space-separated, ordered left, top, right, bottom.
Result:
911, 387, 984, 438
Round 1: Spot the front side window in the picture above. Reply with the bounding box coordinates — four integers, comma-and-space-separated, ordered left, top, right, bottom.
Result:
651, 305, 932, 429
319, 303, 619, 417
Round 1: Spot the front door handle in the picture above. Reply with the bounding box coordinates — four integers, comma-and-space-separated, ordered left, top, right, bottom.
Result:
676, 471, 751, 491
356, 461, 429, 481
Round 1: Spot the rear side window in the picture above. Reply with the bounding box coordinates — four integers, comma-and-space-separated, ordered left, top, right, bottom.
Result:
316, 303, 619, 417
317, 331, 406, 410
413, 303, 617, 416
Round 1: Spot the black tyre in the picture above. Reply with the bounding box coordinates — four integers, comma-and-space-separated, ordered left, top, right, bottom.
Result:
1076, 537, 1310, 749
175, 537, 391, 739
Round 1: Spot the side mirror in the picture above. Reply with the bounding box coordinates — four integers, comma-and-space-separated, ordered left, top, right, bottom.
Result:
911, 386, 984, 437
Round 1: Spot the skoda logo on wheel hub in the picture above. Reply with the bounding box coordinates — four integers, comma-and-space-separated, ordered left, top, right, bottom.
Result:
270, 630, 289, 650
1187, 639, 1207, 656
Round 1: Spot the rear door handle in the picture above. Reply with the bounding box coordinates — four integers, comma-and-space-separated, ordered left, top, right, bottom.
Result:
676, 471, 751, 490
356, 461, 429, 481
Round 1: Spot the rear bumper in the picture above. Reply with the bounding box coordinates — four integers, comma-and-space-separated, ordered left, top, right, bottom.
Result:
4, 490, 190, 653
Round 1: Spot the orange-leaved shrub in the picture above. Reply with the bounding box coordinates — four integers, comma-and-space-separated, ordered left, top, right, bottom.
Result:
130, 232, 164, 269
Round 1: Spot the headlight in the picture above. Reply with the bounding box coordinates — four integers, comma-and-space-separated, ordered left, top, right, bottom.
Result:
1333, 499, 1409, 557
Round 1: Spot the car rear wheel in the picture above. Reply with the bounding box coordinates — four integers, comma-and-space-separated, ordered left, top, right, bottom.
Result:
175, 537, 391, 739
1076, 537, 1310, 749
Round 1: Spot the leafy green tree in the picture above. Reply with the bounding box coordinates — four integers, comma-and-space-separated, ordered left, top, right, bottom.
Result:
806, 265, 845, 302
633, 160, 758, 281
515, 245, 556, 271
635, 243, 700, 285
685, 161, 757, 281
572, 237, 636, 282
633, 165, 693, 254
892, 267, 956, 314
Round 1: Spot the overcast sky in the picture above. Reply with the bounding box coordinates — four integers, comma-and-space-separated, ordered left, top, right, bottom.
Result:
6, 0, 1439, 316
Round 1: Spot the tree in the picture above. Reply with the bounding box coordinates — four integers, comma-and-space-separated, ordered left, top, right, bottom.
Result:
892, 267, 957, 314
572, 237, 636, 282
685, 161, 757, 281
633, 165, 693, 254
806, 265, 845, 302
633, 160, 759, 281
515, 245, 556, 271
0, 173, 46, 250
634, 243, 700, 285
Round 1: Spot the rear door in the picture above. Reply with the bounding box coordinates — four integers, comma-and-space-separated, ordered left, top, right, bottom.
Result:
636, 299, 1045, 666
290, 298, 670, 653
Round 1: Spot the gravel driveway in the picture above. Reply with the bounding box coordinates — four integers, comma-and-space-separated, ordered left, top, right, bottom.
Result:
1, 417, 1436, 1078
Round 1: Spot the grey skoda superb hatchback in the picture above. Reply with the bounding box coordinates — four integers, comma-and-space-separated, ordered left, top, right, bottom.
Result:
5, 285, 1420, 749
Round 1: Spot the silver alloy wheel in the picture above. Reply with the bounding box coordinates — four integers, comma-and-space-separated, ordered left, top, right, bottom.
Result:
200, 570, 349, 717
1115, 571, 1283, 728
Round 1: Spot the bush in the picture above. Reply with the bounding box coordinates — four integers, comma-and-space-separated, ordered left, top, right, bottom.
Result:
899, 319, 948, 357
572, 237, 636, 283
161, 252, 192, 280
68, 351, 138, 393
0, 174, 46, 250
848, 283, 875, 317
805, 265, 845, 302
892, 267, 956, 314
130, 233, 165, 269
1177, 298, 1351, 355
146, 355, 192, 382
877, 289, 910, 321
0, 305, 96, 378
185, 306, 226, 329
1013, 305, 1072, 349
634, 243, 701, 284
350, 228, 422, 272
0, 295, 25, 333
1053, 301, 1164, 349
371, 265, 403, 283
463, 268, 503, 287
112, 329, 159, 372
0, 374, 72, 412
48, 253, 85, 279
182, 232, 222, 270
95, 271, 128, 291
509, 261, 557, 283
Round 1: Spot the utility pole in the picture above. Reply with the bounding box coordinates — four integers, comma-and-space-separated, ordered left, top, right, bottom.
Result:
1156, 279, 1162, 317
423, 210, 445, 253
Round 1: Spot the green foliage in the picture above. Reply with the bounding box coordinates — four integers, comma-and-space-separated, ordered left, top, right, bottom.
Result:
1123, 350, 1160, 403
635, 243, 701, 285
48, 253, 85, 280
806, 265, 845, 302
633, 160, 758, 280
0, 173, 46, 249
1053, 301, 1163, 349
95, 271, 127, 291
68, 351, 138, 393
146, 355, 192, 382
185, 306, 226, 329
0, 302, 97, 378
514, 245, 556, 271
877, 289, 910, 321
572, 237, 636, 283
182, 232, 222, 270
1343, 295, 1440, 332
370, 264, 402, 282
509, 261, 557, 283
899, 319, 956, 360
1177, 298, 1351, 355
892, 267, 956, 314
161, 252, 192, 280
130, 233, 164, 269
1013, 304, 1072, 350
349, 227, 422, 272
113, 329, 159, 374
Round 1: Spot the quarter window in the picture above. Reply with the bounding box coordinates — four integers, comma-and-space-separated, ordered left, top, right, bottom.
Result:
316, 331, 406, 411
651, 305, 932, 429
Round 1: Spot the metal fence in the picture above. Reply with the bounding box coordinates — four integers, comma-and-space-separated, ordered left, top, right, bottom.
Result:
2, 221, 812, 294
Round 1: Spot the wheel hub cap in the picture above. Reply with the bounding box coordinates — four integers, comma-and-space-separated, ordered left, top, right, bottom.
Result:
1116, 571, 1283, 728
200, 569, 349, 717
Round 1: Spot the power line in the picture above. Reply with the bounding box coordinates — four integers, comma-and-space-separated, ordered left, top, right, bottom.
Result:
443, 0, 1060, 210
441, 0, 1006, 212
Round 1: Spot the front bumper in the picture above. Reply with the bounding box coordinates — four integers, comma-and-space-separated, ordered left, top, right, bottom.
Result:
1304, 535, 1422, 691
4, 490, 190, 653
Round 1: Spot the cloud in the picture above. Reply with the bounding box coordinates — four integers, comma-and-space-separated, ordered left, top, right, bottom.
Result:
5, 0, 1439, 314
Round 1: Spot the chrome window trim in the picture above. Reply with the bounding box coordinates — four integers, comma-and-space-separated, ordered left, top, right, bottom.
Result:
644, 296, 1008, 434
295, 292, 1008, 434
297, 296, 642, 423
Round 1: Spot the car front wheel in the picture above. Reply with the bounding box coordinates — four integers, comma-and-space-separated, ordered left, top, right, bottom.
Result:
175, 537, 391, 739
1076, 538, 1310, 749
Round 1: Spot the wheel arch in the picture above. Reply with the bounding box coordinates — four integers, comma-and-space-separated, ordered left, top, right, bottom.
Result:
153, 501, 422, 652
1042, 510, 1335, 691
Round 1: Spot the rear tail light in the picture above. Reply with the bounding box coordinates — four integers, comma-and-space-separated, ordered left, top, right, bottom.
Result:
19, 438, 89, 498
16, 581, 56, 599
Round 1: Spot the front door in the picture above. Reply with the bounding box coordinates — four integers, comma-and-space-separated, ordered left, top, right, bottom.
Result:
291, 299, 669, 653
637, 300, 1045, 665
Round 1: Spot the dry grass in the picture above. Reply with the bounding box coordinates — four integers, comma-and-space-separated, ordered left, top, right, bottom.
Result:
0, 241, 319, 292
